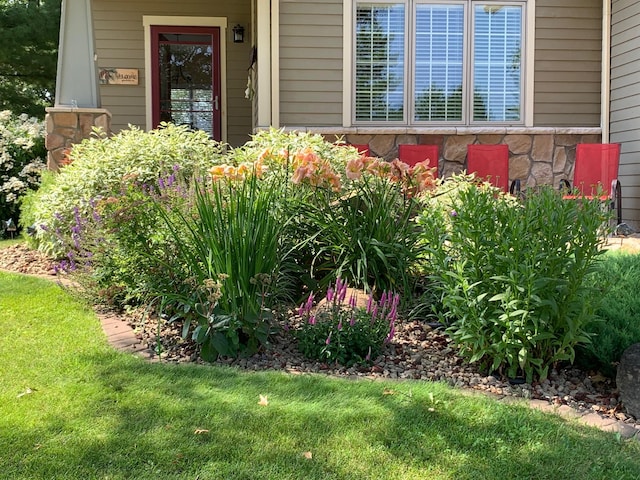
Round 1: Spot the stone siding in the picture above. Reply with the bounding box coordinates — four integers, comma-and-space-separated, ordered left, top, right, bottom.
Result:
45, 107, 112, 170
331, 132, 602, 189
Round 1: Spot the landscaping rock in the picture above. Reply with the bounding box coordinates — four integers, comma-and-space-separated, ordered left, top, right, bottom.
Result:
617, 343, 640, 418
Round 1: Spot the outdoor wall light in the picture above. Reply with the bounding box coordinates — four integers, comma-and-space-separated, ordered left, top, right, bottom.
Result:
233, 24, 245, 43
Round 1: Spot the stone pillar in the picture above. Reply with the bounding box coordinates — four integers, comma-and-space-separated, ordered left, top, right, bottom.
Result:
45, 107, 111, 170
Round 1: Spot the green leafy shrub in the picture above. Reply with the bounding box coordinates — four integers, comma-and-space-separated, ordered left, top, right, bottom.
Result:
154, 171, 296, 360
28, 123, 225, 256
576, 251, 640, 377
0, 110, 46, 227
416, 176, 610, 382
296, 278, 398, 365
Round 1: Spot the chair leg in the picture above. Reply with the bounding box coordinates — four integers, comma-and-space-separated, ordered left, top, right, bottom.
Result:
612, 179, 622, 226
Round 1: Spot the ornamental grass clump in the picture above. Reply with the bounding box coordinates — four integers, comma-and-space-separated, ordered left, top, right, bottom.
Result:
296, 278, 399, 366
417, 176, 610, 382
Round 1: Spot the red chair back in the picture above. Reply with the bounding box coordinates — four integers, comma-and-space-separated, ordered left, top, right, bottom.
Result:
398, 145, 439, 176
467, 144, 510, 192
573, 143, 621, 198
350, 144, 370, 156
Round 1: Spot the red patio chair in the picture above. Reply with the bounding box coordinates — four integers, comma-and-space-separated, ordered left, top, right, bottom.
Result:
349, 144, 370, 156
466, 144, 520, 195
398, 144, 439, 177
560, 143, 622, 225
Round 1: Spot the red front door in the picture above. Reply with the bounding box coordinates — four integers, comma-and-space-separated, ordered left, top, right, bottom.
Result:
151, 26, 222, 140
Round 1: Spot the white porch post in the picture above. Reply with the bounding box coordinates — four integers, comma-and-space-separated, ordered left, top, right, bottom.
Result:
256, 0, 272, 128
55, 0, 100, 108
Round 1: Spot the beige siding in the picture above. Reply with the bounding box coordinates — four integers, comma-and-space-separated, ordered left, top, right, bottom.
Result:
93, 0, 253, 147
610, 0, 640, 229
279, 0, 343, 126
534, 0, 602, 126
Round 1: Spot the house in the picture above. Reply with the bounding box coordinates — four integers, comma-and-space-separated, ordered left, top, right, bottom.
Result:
46, 0, 639, 229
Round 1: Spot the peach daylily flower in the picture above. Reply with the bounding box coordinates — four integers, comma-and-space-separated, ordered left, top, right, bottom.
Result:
345, 157, 365, 180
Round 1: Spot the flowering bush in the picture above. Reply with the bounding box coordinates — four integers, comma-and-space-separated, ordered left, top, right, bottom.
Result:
296, 278, 399, 366
28, 123, 225, 256
0, 110, 46, 226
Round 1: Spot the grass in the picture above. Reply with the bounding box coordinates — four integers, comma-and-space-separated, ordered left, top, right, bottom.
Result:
2, 271, 640, 479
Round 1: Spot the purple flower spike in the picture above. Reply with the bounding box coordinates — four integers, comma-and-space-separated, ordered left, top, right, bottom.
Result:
308, 315, 316, 325
158, 177, 165, 189
337, 320, 343, 331
380, 291, 388, 309
366, 294, 374, 314
325, 332, 332, 345
349, 314, 356, 327
298, 303, 305, 317
326, 286, 334, 303
348, 293, 357, 310
305, 292, 314, 311
450, 209, 458, 217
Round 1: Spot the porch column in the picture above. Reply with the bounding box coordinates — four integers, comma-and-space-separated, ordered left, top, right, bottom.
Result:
55, 0, 100, 108
46, 0, 110, 171
256, 0, 272, 129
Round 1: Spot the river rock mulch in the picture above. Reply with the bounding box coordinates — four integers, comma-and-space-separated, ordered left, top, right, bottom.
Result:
2, 241, 638, 430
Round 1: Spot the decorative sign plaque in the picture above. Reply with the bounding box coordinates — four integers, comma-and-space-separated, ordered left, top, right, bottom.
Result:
99, 68, 139, 85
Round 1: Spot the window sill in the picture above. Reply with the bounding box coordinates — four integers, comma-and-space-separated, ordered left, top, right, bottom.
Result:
277, 125, 603, 136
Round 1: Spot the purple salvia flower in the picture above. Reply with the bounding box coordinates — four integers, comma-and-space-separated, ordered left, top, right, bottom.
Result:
371, 304, 378, 321
308, 315, 316, 325
380, 291, 388, 310
349, 314, 356, 327
348, 293, 357, 310
173, 164, 180, 172
167, 173, 176, 187
366, 293, 374, 314
325, 332, 332, 345
385, 322, 396, 344
326, 286, 334, 303
335, 277, 342, 295
298, 303, 305, 317
158, 177, 165, 189
305, 292, 314, 311
338, 281, 347, 304
39, 224, 49, 232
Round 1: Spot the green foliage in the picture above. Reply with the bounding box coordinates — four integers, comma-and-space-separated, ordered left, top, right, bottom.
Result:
296, 278, 397, 366
0, 1, 60, 117
0, 110, 46, 226
576, 251, 640, 377
28, 123, 225, 257
304, 172, 424, 294
155, 173, 295, 360
417, 176, 610, 382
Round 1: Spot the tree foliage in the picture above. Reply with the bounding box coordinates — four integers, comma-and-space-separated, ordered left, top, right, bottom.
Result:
0, 0, 60, 118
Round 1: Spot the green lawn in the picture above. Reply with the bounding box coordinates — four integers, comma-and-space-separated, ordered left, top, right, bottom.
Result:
2, 270, 640, 479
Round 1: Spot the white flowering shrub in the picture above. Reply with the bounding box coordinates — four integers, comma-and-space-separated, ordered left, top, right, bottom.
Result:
0, 110, 46, 226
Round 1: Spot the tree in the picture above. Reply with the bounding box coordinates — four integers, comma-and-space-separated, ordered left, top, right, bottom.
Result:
0, 0, 61, 118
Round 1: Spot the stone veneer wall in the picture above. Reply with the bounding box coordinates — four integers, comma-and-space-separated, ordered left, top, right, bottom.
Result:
326, 131, 603, 189
45, 107, 112, 170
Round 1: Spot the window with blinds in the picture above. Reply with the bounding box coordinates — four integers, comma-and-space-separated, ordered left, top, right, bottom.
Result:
473, 4, 522, 121
355, 4, 405, 121
353, 1, 525, 125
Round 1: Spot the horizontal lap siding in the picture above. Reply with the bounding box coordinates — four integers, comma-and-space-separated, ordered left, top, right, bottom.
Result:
534, 0, 602, 126
610, 0, 640, 228
93, 0, 252, 146
279, 0, 343, 126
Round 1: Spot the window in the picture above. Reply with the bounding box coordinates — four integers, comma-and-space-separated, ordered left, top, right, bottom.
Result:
354, 1, 525, 125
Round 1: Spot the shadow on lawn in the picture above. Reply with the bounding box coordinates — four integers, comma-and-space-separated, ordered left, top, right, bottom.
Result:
9, 351, 640, 479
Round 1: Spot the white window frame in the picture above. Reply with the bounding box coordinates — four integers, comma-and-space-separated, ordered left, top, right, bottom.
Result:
343, 0, 535, 128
